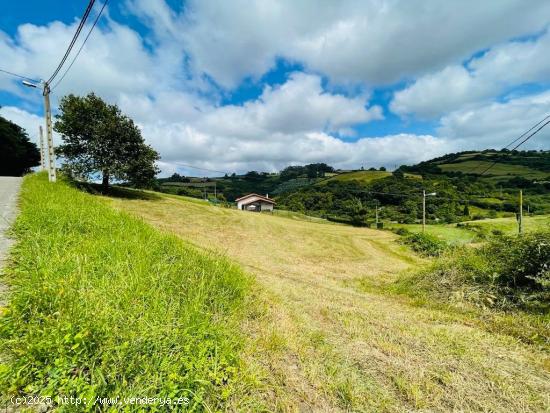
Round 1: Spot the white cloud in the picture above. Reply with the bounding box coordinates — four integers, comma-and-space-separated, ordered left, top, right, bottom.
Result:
391, 30, 550, 118
176, 0, 550, 88
438, 90, 550, 149
1, 0, 549, 178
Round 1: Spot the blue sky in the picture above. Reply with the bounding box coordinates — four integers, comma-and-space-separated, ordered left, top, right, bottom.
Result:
1, 0, 549, 176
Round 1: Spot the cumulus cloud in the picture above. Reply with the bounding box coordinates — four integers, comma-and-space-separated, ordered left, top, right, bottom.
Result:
175, 0, 550, 88
437, 90, 550, 149
1, 0, 549, 177
391, 30, 550, 118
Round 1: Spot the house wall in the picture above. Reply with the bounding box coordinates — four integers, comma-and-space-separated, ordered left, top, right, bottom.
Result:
260, 201, 274, 212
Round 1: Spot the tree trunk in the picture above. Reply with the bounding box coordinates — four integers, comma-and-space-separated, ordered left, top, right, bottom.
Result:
102, 170, 110, 191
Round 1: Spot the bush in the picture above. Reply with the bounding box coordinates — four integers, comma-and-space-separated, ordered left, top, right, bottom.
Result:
401, 231, 550, 312
486, 232, 550, 291
393, 227, 411, 236
401, 232, 447, 257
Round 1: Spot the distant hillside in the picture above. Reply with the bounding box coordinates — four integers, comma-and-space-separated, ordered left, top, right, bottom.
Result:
318, 170, 422, 184
154, 150, 550, 225
401, 149, 550, 181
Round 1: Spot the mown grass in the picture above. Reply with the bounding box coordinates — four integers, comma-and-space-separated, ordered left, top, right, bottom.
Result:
0, 173, 253, 411
111, 193, 550, 412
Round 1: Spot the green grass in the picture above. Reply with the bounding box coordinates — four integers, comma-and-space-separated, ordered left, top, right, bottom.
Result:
387, 214, 550, 244
0, 173, 253, 411
386, 223, 478, 244
438, 160, 548, 179
464, 214, 550, 235
318, 170, 421, 185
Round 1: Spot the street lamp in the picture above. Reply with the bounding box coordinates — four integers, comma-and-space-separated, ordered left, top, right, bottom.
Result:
22, 80, 56, 182
422, 190, 436, 232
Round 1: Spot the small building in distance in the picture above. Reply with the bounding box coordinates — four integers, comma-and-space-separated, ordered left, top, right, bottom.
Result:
236, 193, 276, 212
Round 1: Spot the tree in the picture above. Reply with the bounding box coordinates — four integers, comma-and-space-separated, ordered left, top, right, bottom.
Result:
0, 113, 40, 176
54, 93, 159, 190
463, 203, 470, 216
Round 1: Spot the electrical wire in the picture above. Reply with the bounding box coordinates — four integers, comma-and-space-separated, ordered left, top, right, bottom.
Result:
51, 0, 109, 91
172, 162, 232, 175
468, 113, 550, 175
0, 68, 40, 83
479, 118, 550, 176
46, 0, 96, 85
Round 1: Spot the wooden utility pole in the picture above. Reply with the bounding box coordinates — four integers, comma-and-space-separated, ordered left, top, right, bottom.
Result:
518, 189, 523, 235
39, 125, 46, 171
43, 83, 56, 182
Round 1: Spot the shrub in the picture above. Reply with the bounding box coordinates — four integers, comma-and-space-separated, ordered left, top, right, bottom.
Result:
400, 233, 447, 257
393, 227, 410, 236
400, 231, 550, 312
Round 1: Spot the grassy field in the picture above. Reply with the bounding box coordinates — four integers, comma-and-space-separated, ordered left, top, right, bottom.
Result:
318, 170, 421, 184
110, 192, 550, 412
464, 214, 550, 235
0, 174, 255, 411
386, 214, 550, 244
438, 160, 548, 179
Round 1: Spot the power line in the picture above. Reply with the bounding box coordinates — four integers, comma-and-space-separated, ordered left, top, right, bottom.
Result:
468, 113, 550, 175
172, 162, 231, 175
47, 0, 96, 85
0, 68, 40, 83
51, 0, 109, 91
479, 118, 550, 176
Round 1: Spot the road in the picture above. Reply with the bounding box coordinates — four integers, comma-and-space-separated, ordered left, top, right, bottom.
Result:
0, 176, 22, 307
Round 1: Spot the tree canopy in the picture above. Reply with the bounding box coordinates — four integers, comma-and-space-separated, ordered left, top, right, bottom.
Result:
54, 93, 159, 189
0, 113, 40, 176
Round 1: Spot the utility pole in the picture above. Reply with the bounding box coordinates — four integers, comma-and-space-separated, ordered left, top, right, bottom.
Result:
23, 79, 56, 182
43, 83, 56, 182
520, 190, 523, 234
39, 125, 46, 171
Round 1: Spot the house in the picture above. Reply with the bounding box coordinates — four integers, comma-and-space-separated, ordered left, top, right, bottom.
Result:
235, 193, 276, 212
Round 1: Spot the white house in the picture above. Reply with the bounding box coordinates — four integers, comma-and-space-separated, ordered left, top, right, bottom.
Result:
235, 193, 276, 212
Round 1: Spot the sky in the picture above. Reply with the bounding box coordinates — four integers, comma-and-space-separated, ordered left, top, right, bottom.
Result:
1, 0, 549, 177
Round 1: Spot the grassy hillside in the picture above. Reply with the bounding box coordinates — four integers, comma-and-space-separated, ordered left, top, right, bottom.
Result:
437, 160, 548, 180
387, 214, 550, 244
319, 170, 421, 184
0, 174, 253, 410
110, 192, 550, 412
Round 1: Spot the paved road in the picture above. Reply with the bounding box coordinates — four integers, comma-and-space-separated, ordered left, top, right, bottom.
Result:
0, 177, 22, 307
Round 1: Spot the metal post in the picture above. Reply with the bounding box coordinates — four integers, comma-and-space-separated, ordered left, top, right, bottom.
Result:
43, 83, 56, 182
519, 189, 523, 235
422, 190, 426, 233
39, 125, 46, 171
375, 203, 379, 226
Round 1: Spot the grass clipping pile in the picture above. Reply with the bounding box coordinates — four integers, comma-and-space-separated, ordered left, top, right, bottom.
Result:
0, 174, 252, 410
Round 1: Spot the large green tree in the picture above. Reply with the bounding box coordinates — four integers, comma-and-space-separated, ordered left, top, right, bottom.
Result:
0, 113, 40, 176
54, 93, 159, 189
